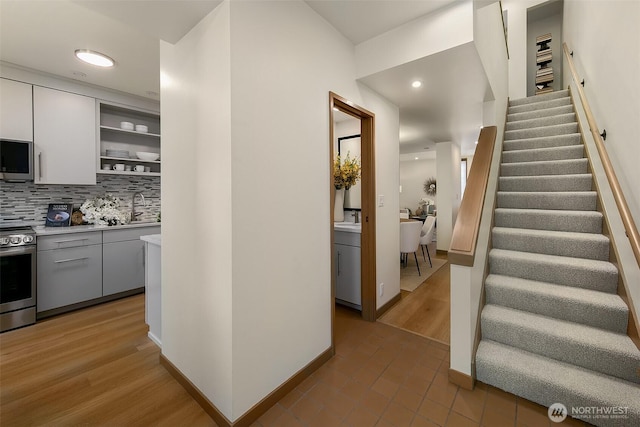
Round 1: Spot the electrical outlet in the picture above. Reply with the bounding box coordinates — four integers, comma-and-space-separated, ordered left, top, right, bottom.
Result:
379, 283, 384, 296
378, 195, 384, 207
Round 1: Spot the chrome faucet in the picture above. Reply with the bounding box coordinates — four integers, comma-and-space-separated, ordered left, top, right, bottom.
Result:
353, 210, 360, 224
131, 192, 146, 222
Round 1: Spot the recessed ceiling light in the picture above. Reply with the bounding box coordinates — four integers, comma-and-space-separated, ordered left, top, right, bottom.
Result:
415, 157, 419, 160
411, 80, 422, 88
75, 49, 115, 67
475, 141, 478, 145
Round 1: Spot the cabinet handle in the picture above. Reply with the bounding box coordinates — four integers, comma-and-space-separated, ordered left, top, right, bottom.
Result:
55, 257, 89, 264
53, 238, 89, 244
38, 152, 42, 179
337, 251, 341, 275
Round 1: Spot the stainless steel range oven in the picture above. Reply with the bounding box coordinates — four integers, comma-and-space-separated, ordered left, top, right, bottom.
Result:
0, 226, 36, 332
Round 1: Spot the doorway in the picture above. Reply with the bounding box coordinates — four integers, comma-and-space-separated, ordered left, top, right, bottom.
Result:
329, 92, 376, 352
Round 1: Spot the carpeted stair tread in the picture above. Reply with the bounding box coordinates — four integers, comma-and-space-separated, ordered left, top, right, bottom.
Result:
508, 96, 571, 114
476, 340, 640, 427
505, 123, 578, 141
485, 274, 628, 333
503, 133, 582, 152
489, 248, 618, 293
500, 158, 588, 176
506, 112, 576, 131
509, 90, 569, 107
494, 208, 602, 233
481, 305, 640, 383
492, 227, 609, 260
496, 191, 597, 211
499, 174, 593, 192
502, 145, 584, 163
507, 104, 575, 122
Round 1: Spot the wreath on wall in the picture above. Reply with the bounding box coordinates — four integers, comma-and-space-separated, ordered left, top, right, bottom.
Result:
424, 177, 437, 196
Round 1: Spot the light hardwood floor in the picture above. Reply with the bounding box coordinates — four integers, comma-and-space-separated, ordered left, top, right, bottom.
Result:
0, 294, 215, 426
378, 244, 451, 344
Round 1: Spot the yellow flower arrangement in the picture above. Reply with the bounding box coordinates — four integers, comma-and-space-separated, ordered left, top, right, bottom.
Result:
333, 153, 361, 189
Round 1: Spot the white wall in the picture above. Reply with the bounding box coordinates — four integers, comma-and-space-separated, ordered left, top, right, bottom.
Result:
450, 0, 509, 376
435, 142, 461, 252
355, 0, 474, 78
161, 1, 400, 421
501, 0, 552, 99
399, 157, 437, 212
160, 2, 233, 418
563, 0, 640, 327
563, 0, 640, 238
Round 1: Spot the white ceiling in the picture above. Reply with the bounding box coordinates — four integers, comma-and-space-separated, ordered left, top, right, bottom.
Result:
306, 0, 458, 44
0, 0, 485, 156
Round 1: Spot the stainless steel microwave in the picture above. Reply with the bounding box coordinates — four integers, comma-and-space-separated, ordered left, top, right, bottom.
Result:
0, 139, 33, 182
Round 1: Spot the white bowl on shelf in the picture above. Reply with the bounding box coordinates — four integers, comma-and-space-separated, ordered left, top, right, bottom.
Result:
120, 121, 134, 131
136, 151, 160, 161
135, 125, 148, 133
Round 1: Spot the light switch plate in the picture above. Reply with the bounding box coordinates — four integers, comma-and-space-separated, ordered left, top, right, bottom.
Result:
378, 195, 384, 207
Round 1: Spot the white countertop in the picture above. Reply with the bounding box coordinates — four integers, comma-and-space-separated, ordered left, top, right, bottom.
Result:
32, 221, 161, 236
140, 234, 161, 246
334, 222, 362, 234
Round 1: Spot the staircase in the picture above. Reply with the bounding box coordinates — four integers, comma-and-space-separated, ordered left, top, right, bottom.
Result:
475, 90, 640, 426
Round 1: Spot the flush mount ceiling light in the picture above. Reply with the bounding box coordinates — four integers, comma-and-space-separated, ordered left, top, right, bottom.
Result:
411, 80, 422, 88
75, 49, 115, 67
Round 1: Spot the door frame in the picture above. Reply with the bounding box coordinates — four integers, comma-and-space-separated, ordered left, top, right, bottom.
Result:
329, 92, 377, 350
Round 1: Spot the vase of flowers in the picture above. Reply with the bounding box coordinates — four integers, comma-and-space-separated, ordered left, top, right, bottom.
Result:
80, 193, 128, 226
333, 153, 361, 222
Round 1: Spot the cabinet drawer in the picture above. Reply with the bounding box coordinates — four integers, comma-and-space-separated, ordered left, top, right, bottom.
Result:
38, 231, 102, 251
37, 244, 102, 312
334, 231, 361, 247
103, 226, 160, 243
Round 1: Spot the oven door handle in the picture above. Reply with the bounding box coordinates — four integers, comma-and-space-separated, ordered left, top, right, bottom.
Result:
0, 245, 36, 256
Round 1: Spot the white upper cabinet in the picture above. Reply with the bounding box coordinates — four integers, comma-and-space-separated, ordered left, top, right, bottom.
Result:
33, 86, 96, 185
0, 78, 33, 141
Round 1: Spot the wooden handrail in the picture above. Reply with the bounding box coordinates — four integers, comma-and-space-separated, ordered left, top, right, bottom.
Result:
563, 43, 640, 268
448, 126, 497, 266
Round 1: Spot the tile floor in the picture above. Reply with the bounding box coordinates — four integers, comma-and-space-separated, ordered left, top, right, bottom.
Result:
254, 305, 590, 427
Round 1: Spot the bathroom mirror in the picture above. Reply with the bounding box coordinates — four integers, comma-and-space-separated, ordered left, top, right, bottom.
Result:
334, 110, 361, 210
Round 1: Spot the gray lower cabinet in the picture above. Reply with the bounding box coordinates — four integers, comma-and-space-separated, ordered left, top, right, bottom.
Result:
334, 231, 361, 309
37, 232, 103, 312
103, 227, 160, 296
37, 226, 160, 315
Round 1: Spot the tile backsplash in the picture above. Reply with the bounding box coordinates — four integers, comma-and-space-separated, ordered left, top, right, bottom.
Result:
0, 175, 160, 225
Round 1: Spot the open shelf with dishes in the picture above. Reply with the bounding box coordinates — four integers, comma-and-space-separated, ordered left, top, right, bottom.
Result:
97, 101, 161, 176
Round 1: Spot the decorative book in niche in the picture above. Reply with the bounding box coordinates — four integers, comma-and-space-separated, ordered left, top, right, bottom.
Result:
535, 33, 553, 95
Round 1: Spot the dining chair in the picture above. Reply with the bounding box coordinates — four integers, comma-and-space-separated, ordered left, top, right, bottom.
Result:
419, 215, 436, 268
400, 220, 423, 276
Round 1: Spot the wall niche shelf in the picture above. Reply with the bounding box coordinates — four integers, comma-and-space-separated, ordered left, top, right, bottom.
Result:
535, 33, 554, 95
97, 101, 161, 176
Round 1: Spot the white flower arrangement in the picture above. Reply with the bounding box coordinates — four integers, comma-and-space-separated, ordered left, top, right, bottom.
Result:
80, 194, 128, 226
418, 197, 435, 207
